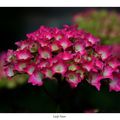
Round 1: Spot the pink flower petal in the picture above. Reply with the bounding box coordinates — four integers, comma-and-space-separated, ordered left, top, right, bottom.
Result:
102, 66, 113, 79
87, 34, 99, 45
24, 64, 35, 75
59, 38, 72, 50
4, 66, 14, 77
109, 73, 120, 92
83, 61, 94, 72
38, 60, 49, 69
49, 41, 61, 52
38, 39, 49, 47
96, 45, 111, 61
95, 59, 104, 69
15, 40, 30, 50
14, 61, 27, 72
6, 49, 15, 63
15, 49, 32, 60
74, 41, 86, 55
38, 48, 52, 59
28, 71, 44, 86
57, 52, 73, 60
52, 61, 67, 75
65, 71, 81, 88
88, 72, 103, 91
108, 57, 120, 69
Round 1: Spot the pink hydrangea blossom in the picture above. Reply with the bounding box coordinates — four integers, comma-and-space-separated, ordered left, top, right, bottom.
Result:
3, 25, 120, 91
28, 71, 44, 86
65, 71, 81, 88
15, 49, 33, 60
88, 72, 103, 91
4, 65, 14, 78
109, 73, 120, 92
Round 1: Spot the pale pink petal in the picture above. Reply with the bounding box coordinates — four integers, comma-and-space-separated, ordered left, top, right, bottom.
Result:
6, 49, 15, 63
52, 61, 67, 75
15, 49, 32, 60
59, 38, 72, 50
49, 41, 61, 52
4, 66, 14, 77
65, 71, 81, 88
83, 61, 94, 72
24, 64, 35, 75
28, 71, 44, 86
38, 48, 52, 59
14, 62, 27, 72
74, 41, 86, 55
109, 73, 120, 92
96, 45, 111, 61
87, 34, 99, 45
88, 72, 103, 91
57, 52, 73, 60
37, 60, 49, 69
102, 66, 113, 79
95, 59, 104, 69
108, 57, 120, 69
15, 40, 30, 50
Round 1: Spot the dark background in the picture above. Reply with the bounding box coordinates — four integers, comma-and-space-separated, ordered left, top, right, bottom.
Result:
0, 7, 120, 113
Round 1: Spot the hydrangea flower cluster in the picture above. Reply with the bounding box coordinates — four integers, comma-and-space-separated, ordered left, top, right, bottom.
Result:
3, 25, 120, 91
73, 9, 120, 45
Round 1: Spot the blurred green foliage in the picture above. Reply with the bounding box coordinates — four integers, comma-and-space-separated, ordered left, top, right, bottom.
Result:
0, 74, 28, 89
74, 9, 120, 45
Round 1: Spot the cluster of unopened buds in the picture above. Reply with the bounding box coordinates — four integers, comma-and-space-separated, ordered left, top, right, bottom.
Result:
3, 25, 120, 91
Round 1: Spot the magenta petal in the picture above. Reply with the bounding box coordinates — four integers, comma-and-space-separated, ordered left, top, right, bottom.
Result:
14, 62, 27, 72
109, 73, 120, 92
108, 57, 120, 69
102, 66, 113, 79
38, 48, 52, 59
66, 72, 81, 88
52, 61, 67, 75
24, 64, 35, 75
88, 72, 103, 91
15, 49, 32, 60
97, 45, 111, 61
28, 71, 44, 86
57, 52, 73, 60
54, 33, 63, 41
83, 61, 94, 72
4, 66, 14, 77
95, 59, 104, 69
59, 38, 72, 50
6, 49, 15, 63
87, 34, 99, 45
74, 41, 86, 55
15, 40, 30, 50
49, 42, 61, 52
38, 60, 49, 69
48, 57, 58, 67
